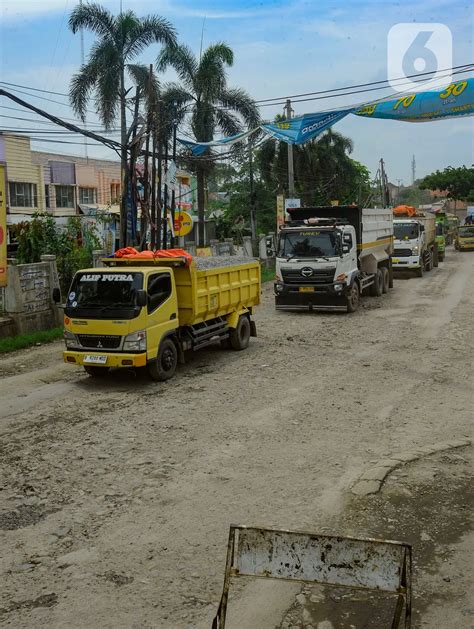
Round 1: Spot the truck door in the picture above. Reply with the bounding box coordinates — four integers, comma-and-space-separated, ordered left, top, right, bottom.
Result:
146, 272, 178, 360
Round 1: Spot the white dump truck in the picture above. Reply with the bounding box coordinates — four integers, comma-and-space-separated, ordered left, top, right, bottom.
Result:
392, 207, 438, 277
274, 205, 394, 313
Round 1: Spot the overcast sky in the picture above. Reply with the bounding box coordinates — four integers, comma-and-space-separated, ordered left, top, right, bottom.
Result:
1, 0, 473, 184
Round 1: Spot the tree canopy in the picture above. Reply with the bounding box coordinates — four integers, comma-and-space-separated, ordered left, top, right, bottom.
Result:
419, 166, 474, 203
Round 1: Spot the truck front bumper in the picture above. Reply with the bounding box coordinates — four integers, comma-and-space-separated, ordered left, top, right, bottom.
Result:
274, 282, 348, 311
392, 255, 422, 269
458, 241, 474, 250
63, 350, 147, 368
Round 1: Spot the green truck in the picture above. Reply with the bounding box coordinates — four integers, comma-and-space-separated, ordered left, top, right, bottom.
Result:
434, 212, 449, 261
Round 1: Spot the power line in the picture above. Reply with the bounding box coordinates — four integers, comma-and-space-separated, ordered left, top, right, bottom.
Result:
254, 63, 474, 104
0, 105, 105, 126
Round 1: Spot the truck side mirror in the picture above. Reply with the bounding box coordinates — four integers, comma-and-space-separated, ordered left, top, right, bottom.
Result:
52, 287, 61, 303
420, 224, 425, 232
136, 289, 147, 308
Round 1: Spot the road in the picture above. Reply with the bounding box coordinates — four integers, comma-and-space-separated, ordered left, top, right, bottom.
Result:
0, 248, 472, 629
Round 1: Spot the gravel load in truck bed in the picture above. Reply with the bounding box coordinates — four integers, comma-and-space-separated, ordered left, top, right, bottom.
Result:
194, 256, 257, 270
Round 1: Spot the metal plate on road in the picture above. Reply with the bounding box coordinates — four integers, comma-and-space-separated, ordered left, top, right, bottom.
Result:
84, 355, 107, 364
299, 286, 315, 293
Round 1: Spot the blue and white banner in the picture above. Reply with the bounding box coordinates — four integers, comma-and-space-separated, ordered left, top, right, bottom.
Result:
261, 109, 353, 144
354, 77, 474, 122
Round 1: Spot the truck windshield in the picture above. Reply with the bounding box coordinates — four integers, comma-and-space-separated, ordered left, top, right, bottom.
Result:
278, 230, 340, 258
459, 227, 474, 237
394, 223, 419, 240
436, 223, 444, 236
64, 271, 143, 319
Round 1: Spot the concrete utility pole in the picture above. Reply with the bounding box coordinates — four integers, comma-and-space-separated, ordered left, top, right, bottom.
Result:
411, 154, 416, 185
284, 99, 295, 197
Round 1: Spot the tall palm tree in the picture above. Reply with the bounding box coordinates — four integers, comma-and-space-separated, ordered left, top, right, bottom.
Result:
157, 43, 260, 246
68, 2, 177, 246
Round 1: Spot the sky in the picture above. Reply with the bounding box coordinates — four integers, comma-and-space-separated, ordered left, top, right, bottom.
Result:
0, 0, 473, 185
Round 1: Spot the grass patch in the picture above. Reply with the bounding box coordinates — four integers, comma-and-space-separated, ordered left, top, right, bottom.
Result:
261, 265, 275, 283
0, 327, 63, 354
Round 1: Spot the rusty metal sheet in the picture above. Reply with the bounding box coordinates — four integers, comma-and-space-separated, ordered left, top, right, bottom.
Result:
235, 527, 405, 592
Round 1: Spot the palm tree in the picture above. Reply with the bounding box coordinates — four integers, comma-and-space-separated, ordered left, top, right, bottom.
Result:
68, 2, 177, 246
157, 43, 260, 246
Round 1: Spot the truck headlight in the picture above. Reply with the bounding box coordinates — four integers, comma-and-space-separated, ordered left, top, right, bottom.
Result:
64, 329, 78, 349
123, 330, 147, 352
411, 246, 419, 254
334, 283, 344, 292
274, 282, 284, 294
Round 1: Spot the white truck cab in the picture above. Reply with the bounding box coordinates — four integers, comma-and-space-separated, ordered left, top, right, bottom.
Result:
274, 206, 394, 313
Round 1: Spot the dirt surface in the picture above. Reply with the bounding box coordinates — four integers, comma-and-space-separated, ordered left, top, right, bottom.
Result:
0, 248, 472, 629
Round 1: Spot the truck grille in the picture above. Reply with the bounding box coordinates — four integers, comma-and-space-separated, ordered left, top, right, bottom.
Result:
281, 267, 336, 285
77, 334, 121, 349
394, 248, 412, 257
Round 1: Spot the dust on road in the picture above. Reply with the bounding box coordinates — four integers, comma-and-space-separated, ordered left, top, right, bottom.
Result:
0, 249, 472, 628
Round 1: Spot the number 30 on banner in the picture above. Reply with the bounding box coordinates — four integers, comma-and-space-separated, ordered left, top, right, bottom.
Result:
440, 81, 468, 99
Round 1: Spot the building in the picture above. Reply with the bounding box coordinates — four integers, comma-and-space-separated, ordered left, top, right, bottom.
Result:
0, 133, 121, 221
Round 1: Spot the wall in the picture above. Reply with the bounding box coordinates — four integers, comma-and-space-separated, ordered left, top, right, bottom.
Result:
3, 135, 45, 214
3, 254, 61, 334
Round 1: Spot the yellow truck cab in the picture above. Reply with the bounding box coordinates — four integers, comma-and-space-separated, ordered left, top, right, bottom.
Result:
62, 256, 260, 380
455, 224, 474, 251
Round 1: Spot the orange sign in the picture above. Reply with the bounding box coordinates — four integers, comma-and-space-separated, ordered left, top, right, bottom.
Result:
0, 165, 7, 288
174, 211, 193, 237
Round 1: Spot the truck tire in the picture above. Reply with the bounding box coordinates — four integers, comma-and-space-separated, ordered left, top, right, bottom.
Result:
229, 315, 251, 351
370, 269, 383, 297
425, 250, 433, 272
415, 262, 424, 278
439, 251, 445, 261
433, 245, 439, 267
388, 260, 394, 289
381, 267, 390, 293
148, 338, 178, 381
346, 282, 360, 313
84, 366, 110, 377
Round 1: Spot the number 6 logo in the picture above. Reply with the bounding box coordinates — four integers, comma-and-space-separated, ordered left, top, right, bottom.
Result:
387, 24, 453, 92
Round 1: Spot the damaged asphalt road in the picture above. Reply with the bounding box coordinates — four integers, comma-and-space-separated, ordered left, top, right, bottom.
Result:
0, 249, 472, 628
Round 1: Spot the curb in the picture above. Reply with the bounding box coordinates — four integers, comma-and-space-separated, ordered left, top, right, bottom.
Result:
351, 439, 472, 497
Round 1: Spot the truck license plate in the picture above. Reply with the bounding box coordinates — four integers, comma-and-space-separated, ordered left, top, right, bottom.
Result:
84, 355, 107, 364
299, 286, 315, 293
392, 258, 400, 263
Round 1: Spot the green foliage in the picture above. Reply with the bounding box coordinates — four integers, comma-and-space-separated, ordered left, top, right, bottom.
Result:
419, 166, 474, 202
258, 130, 372, 206
396, 186, 433, 206
261, 264, 275, 283
14, 213, 102, 293
0, 327, 63, 354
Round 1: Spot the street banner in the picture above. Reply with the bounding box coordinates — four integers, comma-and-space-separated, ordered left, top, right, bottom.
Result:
355, 77, 474, 122
0, 165, 7, 287
261, 109, 353, 144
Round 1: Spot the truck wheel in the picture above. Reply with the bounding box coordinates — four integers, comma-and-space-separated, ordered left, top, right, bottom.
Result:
415, 262, 424, 278
426, 251, 433, 272
346, 282, 360, 313
370, 269, 383, 297
229, 315, 251, 350
148, 338, 178, 381
84, 366, 110, 378
381, 267, 390, 293
439, 251, 445, 261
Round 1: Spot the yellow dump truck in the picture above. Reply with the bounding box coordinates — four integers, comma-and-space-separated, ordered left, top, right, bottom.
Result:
61, 256, 260, 380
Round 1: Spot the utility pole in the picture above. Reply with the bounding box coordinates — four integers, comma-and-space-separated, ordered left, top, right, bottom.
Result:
170, 103, 177, 249
248, 138, 257, 247
396, 178, 402, 205
284, 99, 295, 198
411, 154, 416, 185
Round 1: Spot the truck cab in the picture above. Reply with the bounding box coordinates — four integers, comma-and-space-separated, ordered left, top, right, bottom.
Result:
275, 221, 358, 311
455, 225, 474, 250
393, 219, 425, 271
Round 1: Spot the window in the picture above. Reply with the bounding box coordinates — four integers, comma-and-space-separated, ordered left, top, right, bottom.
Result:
55, 185, 75, 208
147, 273, 172, 313
110, 183, 121, 202
45, 185, 50, 208
79, 187, 96, 204
9, 182, 38, 208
